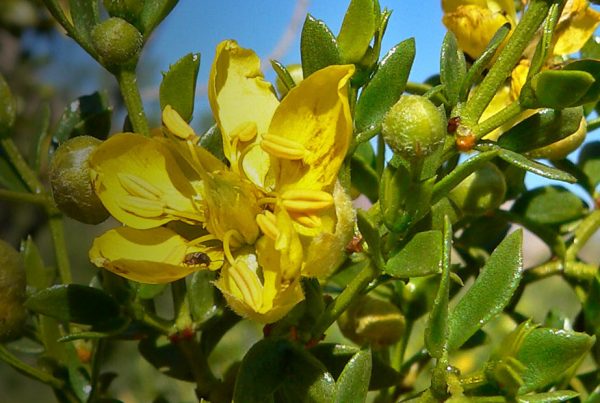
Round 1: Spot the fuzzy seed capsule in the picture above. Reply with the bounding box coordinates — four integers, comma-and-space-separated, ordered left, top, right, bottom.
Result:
91, 17, 143, 65
382, 95, 446, 161
50, 136, 110, 224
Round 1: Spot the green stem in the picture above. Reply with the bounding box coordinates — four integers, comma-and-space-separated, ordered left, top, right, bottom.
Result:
0, 189, 50, 206
587, 116, 600, 133
461, 0, 552, 126
116, 68, 150, 136
523, 259, 598, 284
566, 210, 600, 261
471, 100, 524, 140
0, 344, 64, 389
172, 279, 193, 331
376, 134, 386, 178
177, 339, 225, 402
47, 211, 72, 284
0, 138, 43, 192
311, 261, 380, 338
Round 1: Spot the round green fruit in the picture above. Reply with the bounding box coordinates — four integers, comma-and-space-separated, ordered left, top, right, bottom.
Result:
449, 162, 507, 216
527, 117, 587, 160
382, 95, 446, 161
91, 17, 143, 65
49, 136, 109, 224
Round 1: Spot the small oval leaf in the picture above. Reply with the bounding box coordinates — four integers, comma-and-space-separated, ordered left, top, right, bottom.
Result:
159, 52, 201, 122
385, 230, 443, 278
448, 230, 523, 351
335, 348, 372, 403
301, 15, 341, 78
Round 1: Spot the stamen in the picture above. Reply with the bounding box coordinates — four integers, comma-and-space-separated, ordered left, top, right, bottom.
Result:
261, 134, 307, 160
257, 197, 278, 206
118, 196, 165, 218
256, 211, 280, 240
162, 105, 196, 140
281, 189, 334, 213
164, 207, 205, 223
228, 263, 262, 309
222, 229, 241, 265
231, 122, 258, 142
187, 234, 219, 246
292, 213, 322, 228
118, 173, 162, 200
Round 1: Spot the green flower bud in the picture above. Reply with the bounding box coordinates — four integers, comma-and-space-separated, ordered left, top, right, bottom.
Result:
0, 239, 27, 341
50, 136, 110, 224
91, 17, 143, 65
449, 162, 507, 216
103, 0, 144, 23
337, 295, 405, 347
0, 73, 16, 137
382, 95, 446, 161
527, 117, 587, 160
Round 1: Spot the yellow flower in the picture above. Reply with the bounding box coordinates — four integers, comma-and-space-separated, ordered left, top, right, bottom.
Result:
553, 0, 600, 56
442, 0, 517, 59
88, 40, 356, 323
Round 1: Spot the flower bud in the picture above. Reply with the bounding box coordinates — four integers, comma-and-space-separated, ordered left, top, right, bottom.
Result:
103, 0, 143, 23
91, 17, 143, 65
449, 162, 507, 216
50, 136, 110, 224
337, 295, 405, 347
0, 239, 27, 341
382, 95, 446, 161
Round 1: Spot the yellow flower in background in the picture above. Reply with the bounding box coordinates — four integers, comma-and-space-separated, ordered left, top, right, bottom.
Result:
88, 40, 356, 323
553, 0, 600, 56
442, 0, 517, 59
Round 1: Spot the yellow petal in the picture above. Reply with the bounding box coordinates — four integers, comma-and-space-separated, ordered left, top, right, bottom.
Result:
443, 4, 513, 59
89, 133, 203, 229
208, 40, 279, 169
90, 227, 223, 284
301, 182, 356, 278
553, 1, 600, 56
442, 0, 516, 19
267, 64, 355, 192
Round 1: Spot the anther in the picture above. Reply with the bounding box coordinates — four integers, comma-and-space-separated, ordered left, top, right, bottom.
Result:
162, 105, 196, 141
256, 211, 280, 240
118, 173, 162, 200
281, 189, 334, 213
232, 122, 258, 142
261, 134, 307, 160
118, 196, 165, 218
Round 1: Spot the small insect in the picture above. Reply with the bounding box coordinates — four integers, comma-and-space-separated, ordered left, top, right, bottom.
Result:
447, 116, 461, 133
345, 234, 364, 254
183, 252, 212, 267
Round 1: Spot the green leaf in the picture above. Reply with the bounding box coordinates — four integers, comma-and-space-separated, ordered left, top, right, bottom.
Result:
200, 124, 226, 162
440, 32, 466, 107
498, 107, 584, 153
583, 274, 600, 363
53, 92, 112, 145
234, 339, 336, 403
460, 23, 511, 102
189, 270, 219, 324
448, 230, 523, 351
351, 145, 379, 202
139, 336, 193, 381
135, 283, 166, 299
69, 0, 99, 48
497, 148, 576, 183
0, 152, 27, 191
24, 284, 120, 326
159, 52, 201, 122
380, 162, 410, 232
385, 230, 442, 278
425, 216, 452, 359
309, 343, 400, 390
511, 186, 587, 226
517, 390, 579, 403
357, 209, 384, 270
578, 141, 600, 188
517, 328, 595, 393
140, 0, 178, 36
20, 236, 49, 291
0, 73, 16, 137
563, 59, 600, 104
355, 38, 415, 131
337, 0, 377, 63
335, 348, 372, 403
271, 60, 296, 94
31, 103, 51, 172
301, 14, 341, 78
520, 70, 595, 108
